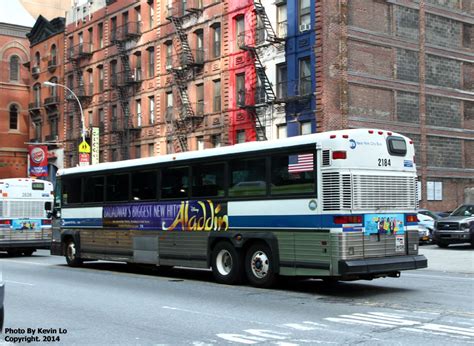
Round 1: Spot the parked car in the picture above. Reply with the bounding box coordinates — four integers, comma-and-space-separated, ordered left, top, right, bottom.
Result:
418, 224, 432, 244
433, 204, 474, 248
417, 209, 440, 243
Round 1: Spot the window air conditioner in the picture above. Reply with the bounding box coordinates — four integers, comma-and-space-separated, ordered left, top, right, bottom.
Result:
299, 23, 311, 32
32, 66, 40, 74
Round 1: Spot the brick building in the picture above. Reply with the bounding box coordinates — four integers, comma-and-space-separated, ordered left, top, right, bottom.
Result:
27, 15, 66, 182
0, 22, 31, 178
315, 0, 474, 210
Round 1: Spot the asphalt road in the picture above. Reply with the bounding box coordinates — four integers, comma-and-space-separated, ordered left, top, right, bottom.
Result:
0, 244, 473, 345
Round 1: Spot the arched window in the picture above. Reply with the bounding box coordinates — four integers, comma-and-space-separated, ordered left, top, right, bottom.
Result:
33, 83, 41, 104
9, 55, 20, 81
9, 104, 18, 130
35, 52, 40, 66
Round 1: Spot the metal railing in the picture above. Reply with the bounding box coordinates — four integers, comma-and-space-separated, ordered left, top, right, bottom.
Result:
165, 0, 203, 18
44, 96, 59, 106
68, 43, 93, 60
28, 101, 42, 110
110, 22, 141, 42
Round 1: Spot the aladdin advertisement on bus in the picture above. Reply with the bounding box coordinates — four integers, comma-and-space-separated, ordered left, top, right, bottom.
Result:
28, 145, 48, 177
103, 201, 229, 232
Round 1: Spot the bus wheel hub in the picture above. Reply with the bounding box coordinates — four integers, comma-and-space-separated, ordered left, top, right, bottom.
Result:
251, 251, 269, 279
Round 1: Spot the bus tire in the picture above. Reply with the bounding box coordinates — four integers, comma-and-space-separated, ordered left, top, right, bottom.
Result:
437, 241, 449, 248
211, 242, 242, 285
7, 250, 20, 257
65, 240, 83, 267
22, 250, 34, 256
245, 243, 277, 288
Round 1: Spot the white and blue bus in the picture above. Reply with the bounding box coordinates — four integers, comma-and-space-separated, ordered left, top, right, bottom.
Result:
51, 129, 426, 287
0, 178, 54, 256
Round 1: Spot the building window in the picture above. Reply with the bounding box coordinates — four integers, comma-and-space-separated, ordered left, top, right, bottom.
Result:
135, 145, 141, 159
135, 6, 141, 23
300, 121, 312, 135
148, 143, 154, 157
236, 129, 246, 143
136, 99, 142, 127
33, 84, 41, 104
277, 124, 287, 139
276, 63, 287, 99
211, 134, 221, 148
213, 79, 221, 112
88, 110, 93, 128
299, 57, 311, 96
135, 52, 142, 81
98, 66, 104, 92
197, 136, 204, 151
111, 105, 118, 130
34, 122, 42, 141
165, 42, 173, 69
236, 15, 245, 50
149, 0, 154, 29
112, 149, 118, 162
10, 55, 20, 81
88, 68, 93, 95
49, 77, 58, 96
149, 96, 155, 124
110, 17, 117, 42
98, 108, 104, 131
195, 30, 204, 63
196, 83, 204, 115
299, 0, 311, 28
9, 105, 18, 130
236, 73, 245, 107
88, 27, 93, 50
212, 23, 221, 58
277, 4, 287, 38
98, 23, 104, 48
166, 91, 173, 121
148, 48, 155, 78
50, 116, 58, 137
50, 45, 57, 65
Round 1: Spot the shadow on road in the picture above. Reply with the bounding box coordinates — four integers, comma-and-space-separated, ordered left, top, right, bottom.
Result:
57, 260, 410, 298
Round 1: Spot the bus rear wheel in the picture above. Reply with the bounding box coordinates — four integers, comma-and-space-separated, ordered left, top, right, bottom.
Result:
211, 242, 242, 285
245, 243, 277, 288
22, 250, 34, 256
65, 240, 83, 267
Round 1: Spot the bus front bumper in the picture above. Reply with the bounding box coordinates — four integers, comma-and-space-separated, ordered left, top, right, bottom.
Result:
338, 255, 427, 275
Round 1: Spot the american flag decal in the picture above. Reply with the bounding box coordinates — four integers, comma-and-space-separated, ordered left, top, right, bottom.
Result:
288, 153, 314, 173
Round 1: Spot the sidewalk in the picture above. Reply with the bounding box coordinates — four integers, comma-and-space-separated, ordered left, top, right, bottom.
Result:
419, 244, 474, 274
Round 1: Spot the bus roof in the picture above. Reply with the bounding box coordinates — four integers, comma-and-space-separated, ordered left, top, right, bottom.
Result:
58, 129, 411, 177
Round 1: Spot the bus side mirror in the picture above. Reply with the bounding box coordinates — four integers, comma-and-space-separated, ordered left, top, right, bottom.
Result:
45, 202, 52, 211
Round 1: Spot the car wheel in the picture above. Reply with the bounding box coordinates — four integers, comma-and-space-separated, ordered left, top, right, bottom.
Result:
245, 242, 277, 288
65, 240, 83, 267
437, 241, 449, 248
211, 242, 242, 285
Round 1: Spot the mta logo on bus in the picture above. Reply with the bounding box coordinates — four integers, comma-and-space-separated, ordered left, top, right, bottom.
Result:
349, 139, 357, 149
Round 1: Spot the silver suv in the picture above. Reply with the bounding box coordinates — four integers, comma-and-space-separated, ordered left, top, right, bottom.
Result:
434, 204, 474, 248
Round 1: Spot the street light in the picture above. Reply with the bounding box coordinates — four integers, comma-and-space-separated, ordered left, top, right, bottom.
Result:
43, 81, 86, 142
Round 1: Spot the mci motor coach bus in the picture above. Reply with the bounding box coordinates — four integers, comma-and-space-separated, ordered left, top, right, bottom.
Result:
0, 178, 54, 256
51, 129, 427, 287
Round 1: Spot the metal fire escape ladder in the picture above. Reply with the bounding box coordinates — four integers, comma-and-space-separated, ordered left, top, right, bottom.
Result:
253, 0, 284, 44
166, 7, 203, 152
111, 31, 141, 160
70, 59, 86, 98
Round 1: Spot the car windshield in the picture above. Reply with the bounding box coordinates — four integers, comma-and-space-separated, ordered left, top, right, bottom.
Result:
450, 205, 474, 217
420, 210, 440, 220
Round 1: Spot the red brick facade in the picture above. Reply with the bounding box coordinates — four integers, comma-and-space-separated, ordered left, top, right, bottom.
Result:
0, 23, 31, 178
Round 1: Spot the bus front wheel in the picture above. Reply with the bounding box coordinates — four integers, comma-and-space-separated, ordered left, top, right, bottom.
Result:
211, 242, 242, 285
245, 243, 277, 288
65, 240, 83, 267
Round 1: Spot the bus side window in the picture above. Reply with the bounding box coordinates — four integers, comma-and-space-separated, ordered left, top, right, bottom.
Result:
191, 163, 225, 198
106, 173, 129, 202
161, 167, 189, 199
132, 171, 157, 200
229, 158, 266, 197
84, 176, 105, 203
62, 177, 82, 205
271, 151, 315, 195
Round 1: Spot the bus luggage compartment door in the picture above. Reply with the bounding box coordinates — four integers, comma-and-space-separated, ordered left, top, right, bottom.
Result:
133, 236, 159, 264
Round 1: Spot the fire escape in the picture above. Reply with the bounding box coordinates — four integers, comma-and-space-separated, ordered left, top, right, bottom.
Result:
67, 42, 93, 146
236, 0, 285, 141
110, 22, 142, 160
166, 0, 204, 152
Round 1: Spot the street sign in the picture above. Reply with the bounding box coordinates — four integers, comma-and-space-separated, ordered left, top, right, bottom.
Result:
78, 140, 91, 154
79, 153, 90, 166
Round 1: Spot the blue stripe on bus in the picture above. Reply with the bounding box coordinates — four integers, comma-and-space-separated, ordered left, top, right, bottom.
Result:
62, 218, 102, 227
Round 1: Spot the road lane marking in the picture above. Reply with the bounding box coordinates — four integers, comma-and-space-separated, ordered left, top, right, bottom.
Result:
419, 323, 474, 337
5, 280, 34, 286
402, 273, 474, 281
